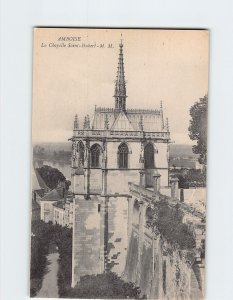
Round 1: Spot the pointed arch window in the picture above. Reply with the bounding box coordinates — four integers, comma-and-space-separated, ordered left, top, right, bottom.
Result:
77, 141, 85, 166
144, 143, 155, 169
90, 144, 102, 168
118, 143, 129, 169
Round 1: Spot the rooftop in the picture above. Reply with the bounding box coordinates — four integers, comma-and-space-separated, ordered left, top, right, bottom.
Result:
41, 189, 64, 202
53, 200, 65, 209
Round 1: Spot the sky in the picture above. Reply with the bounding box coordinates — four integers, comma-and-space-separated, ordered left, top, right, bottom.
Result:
32, 28, 209, 145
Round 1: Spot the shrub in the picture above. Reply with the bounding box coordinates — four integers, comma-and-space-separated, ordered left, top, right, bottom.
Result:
65, 272, 145, 299
151, 202, 196, 250
30, 220, 72, 297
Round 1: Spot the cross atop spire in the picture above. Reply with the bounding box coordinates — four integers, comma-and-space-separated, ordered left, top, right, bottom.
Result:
114, 39, 127, 112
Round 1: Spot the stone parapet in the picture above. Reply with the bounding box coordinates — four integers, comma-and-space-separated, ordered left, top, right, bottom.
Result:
72, 129, 170, 140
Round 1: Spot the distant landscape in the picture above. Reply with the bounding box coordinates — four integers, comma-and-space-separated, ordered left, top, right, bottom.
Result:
33, 142, 198, 166
33, 143, 72, 164
169, 144, 198, 159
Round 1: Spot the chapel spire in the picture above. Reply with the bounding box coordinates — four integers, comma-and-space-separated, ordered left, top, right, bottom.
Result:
114, 39, 127, 112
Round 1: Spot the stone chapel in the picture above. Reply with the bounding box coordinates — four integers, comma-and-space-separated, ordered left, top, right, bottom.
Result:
70, 40, 171, 286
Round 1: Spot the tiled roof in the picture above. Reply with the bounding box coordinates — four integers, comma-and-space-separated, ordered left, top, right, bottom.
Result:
35, 189, 45, 198
91, 107, 165, 132
41, 189, 63, 202
53, 200, 65, 209
111, 111, 134, 131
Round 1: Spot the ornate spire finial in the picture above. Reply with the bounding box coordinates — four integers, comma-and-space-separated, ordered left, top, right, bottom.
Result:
74, 114, 79, 130
160, 100, 163, 110
114, 39, 127, 112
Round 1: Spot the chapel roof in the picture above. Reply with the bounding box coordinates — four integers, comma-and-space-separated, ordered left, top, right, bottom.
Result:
111, 111, 135, 131
90, 106, 166, 132
72, 40, 169, 134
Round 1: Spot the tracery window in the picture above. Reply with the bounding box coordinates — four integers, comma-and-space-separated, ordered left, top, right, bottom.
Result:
144, 143, 155, 169
118, 143, 129, 169
90, 144, 102, 168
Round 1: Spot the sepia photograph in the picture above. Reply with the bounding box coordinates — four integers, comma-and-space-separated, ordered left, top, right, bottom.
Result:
30, 28, 208, 299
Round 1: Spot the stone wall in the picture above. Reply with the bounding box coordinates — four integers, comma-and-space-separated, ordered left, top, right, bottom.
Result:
124, 195, 205, 299
72, 195, 129, 287
40, 201, 56, 223
124, 224, 204, 299
107, 170, 139, 194
72, 195, 103, 287
106, 196, 128, 274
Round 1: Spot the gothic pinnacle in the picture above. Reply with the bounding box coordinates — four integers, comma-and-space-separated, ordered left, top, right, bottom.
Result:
114, 39, 127, 112
74, 114, 79, 130
160, 100, 163, 110
160, 101, 164, 129
166, 118, 169, 132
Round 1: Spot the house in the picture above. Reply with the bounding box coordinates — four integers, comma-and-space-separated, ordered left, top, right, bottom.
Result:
40, 188, 64, 223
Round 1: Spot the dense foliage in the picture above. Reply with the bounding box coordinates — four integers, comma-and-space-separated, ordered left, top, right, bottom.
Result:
31, 221, 143, 299
36, 165, 70, 190
56, 226, 72, 297
147, 202, 196, 250
65, 272, 145, 299
170, 168, 206, 188
188, 95, 208, 167
30, 221, 72, 297
30, 221, 52, 296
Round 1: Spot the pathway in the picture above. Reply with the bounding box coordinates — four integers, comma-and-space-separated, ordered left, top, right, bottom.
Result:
36, 252, 59, 298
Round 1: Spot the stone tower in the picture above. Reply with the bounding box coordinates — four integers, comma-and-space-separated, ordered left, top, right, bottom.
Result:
70, 41, 170, 287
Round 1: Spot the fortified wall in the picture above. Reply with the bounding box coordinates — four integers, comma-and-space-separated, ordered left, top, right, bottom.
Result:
123, 179, 205, 300
71, 193, 130, 287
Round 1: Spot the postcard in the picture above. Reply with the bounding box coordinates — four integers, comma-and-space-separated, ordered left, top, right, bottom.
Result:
31, 28, 208, 299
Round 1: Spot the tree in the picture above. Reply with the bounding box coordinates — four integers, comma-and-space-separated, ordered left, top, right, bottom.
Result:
30, 220, 72, 297
36, 165, 67, 190
66, 272, 145, 299
188, 95, 208, 167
